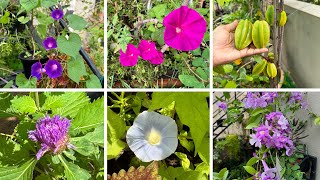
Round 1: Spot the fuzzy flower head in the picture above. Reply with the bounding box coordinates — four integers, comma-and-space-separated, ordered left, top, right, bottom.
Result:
43, 37, 57, 50
28, 115, 75, 160
163, 6, 207, 51
44, 60, 63, 78
31, 62, 46, 80
126, 111, 178, 162
119, 44, 140, 66
51, 9, 64, 20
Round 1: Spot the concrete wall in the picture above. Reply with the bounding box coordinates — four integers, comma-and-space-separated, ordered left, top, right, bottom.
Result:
282, 0, 320, 87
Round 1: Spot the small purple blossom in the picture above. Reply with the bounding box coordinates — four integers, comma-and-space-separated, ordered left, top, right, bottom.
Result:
31, 62, 46, 80
44, 60, 63, 78
243, 92, 279, 109
28, 115, 75, 160
217, 101, 227, 111
51, 9, 64, 20
260, 160, 280, 180
43, 37, 57, 50
262, 92, 278, 103
289, 92, 303, 104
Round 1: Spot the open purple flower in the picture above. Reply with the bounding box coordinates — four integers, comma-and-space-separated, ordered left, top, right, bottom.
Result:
149, 51, 164, 65
217, 101, 227, 111
163, 6, 207, 51
44, 60, 63, 78
31, 62, 46, 80
28, 115, 75, 160
138, 40, 158, 60
43, 37, 57, 50
261, 160, 280, 180
51, 9, 64, 20
119, 44, 140, 66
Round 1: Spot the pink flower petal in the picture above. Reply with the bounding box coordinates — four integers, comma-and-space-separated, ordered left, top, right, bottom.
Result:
138, 40, 158, 60
149, 51, 164, 65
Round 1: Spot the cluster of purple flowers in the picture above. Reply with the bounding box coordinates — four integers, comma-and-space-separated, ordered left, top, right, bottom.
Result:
119, 40, 164, 67
28, 115, 75, 160
217, 101, 227, 111
243, 92, 278, 109
289, 92, 308, 109
249, 112, 294, 156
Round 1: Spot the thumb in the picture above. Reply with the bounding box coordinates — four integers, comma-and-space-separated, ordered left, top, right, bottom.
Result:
223, 20, 239, 32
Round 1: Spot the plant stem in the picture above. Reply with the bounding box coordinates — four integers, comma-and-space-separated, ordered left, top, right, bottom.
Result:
35, 92, 40, 109
182, 57, 208, 83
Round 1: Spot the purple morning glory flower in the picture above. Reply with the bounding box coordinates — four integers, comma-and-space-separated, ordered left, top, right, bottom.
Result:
28, 115, 75, 160
43, 37, 57, 50
51, 9, 64, 20
261, 160, 280, 180
31, 62, 46, 80
217, 101, 227, 111
44, 60, 63, 78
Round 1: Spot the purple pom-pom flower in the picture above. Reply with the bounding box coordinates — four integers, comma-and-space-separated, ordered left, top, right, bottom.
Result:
126, 111, 178, 162
51, 9, 64, 20
44, 60, 63, 78
28, 115, 75, 160
31, 62, 46, 80
43, 37, 57, 50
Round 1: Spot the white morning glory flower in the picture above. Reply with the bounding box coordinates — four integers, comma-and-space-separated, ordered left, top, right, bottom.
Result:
126, 111, 178, 162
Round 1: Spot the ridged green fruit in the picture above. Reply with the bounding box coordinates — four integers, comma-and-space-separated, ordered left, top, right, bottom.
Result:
252, 59, 267, 75
267, 62, 277, 78
279, 11, 287, 26
234, 19, 253, 50
252, 20, 270, 48
265, 5, 274, 25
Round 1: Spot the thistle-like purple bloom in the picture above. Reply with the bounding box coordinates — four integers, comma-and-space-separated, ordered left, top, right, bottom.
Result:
31, 62, 46, 80
44, 60, 63, 78
28, 115, 75, 160
217, 101, 227, 111
43, 37, 57, 50
51, 9, 64, 20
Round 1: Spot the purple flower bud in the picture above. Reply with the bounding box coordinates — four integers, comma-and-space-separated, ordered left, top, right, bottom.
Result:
43, 37, 57, 50
51, 9, 64, 20
44, 60, 63, 78
28, 115, 75, 160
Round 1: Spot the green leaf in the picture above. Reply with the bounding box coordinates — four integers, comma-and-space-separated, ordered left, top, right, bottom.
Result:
10, 96, 38, 114
223, 64, 233, 73
0, 137, 29, 166
71, 137, 99, 156
202, 48, 209, 59
246, 157, 258, 166
243, 166, 257, 175
57, 33, 82, 58
195, 67, 208, 80
0, 11, 10, 24
67, 55, 87, 84
107, 108, 126, 140
179, 75, 203, 88
20, 0, 39, 12
195, 162, 209, 176
175, 152, 190, 170
107, 139, 126, 160
0, 0, 9, 9
149, 93, 209, 158
224, 81, 237, 88
67, 14, 87, 31
198, 136, 209, 164
0, 93, 14, 118
0, 159, 37, 180
192, 58, 206, 67
148, 4, 167, 20
16, 74, 37, 88
86, 75, 102, 88
217, 168, 229, 179
177, 170, 207, 180
314, 117, 320, 125
71, 97, 104, 134
78, 125, 104, 147
41, 0, 58, 7
58, 155, 91, 180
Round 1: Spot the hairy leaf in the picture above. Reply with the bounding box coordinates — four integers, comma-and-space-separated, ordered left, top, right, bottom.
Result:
10, 96, 38, 114
58, 155, 91, 180
0, 159, 36, 180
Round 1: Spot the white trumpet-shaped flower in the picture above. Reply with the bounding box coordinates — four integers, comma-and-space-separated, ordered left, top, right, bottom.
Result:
126, 111, 178, 162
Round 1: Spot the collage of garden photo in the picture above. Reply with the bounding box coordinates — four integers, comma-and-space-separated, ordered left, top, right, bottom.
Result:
1, 0, 320, 179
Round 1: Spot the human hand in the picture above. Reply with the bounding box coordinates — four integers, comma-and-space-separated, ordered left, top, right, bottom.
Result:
213, 20, 268, 66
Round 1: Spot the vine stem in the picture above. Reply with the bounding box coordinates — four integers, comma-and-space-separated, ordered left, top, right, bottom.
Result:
134, 18, 159, 28
35, 92, 40, 109
237, 59, 254, 73
182, 57, 208, 83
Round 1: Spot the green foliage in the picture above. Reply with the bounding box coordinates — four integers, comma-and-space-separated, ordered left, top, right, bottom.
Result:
67, 55, 87, 84
0, 159, 37, 180
57, 33, 82, 58
67, 14, 88, 31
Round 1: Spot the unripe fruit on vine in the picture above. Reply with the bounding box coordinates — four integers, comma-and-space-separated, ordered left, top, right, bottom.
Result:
252, 59, 267, 75
234, 19, 253, 50
279, 11, 287, 26
267, 62, 277, 78
265, 5, 274, 25
252, 20, 270, 48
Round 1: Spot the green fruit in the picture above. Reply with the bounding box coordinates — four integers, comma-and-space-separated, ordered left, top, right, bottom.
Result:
252, 20, 270, 48
234, 19, 253, 50
252, 59, 267, 75
267, 62, 277, 78
265, 5, 274, 25
279, 11, 287, 26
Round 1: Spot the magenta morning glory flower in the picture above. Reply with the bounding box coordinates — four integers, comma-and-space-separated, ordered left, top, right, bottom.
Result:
31, 62, 46, 80
28, 115, 75, 160
149, 51, 164, 65
119, 44, 140, 67
138, 40, 158, 61
44, 60, 63, 78
43, 37, 57, 50
51, 9, 64, 20
163, 6, 207, 51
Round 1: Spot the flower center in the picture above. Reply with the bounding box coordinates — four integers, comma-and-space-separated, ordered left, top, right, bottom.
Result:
176, 27, 182, 34
52, 64, 58, 71
260, 131, 265, 135
147, 129, 161, 145
130, 53, 134, 57
41, 68, 46, 73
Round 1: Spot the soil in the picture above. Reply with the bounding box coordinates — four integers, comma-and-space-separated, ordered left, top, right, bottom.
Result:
0, 117, 19, 134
